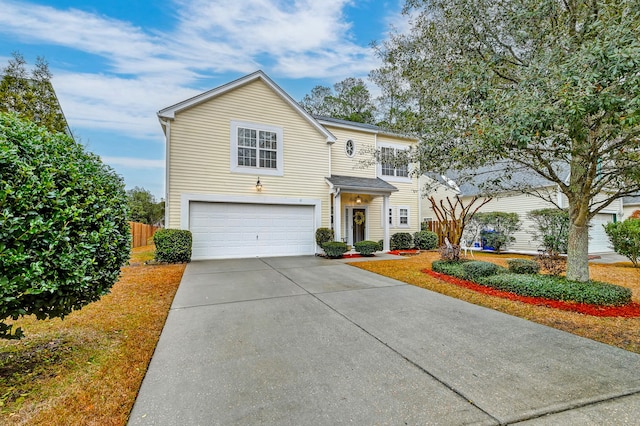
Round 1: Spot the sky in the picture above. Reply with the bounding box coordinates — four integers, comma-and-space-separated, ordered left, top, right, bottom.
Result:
0, 0, 410, 199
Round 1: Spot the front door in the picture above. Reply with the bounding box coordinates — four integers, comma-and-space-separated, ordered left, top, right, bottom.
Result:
352, 208, 366, 244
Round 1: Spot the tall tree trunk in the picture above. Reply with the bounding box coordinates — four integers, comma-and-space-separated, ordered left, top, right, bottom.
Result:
566, 221, 589, 282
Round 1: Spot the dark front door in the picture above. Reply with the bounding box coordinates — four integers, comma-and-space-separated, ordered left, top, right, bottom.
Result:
353, 208, 366, 244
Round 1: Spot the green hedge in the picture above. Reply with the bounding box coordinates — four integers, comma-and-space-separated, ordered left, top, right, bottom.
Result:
461, 261, 502, 281
414, 230, 438, 250
432, 258, 631, 306
477, 274, 631, 306
432, 260, 502, 281
154, 229, 192, 263
354, 240, 379, 256
391, 232, 414, 250
431, 260, 466, 278
322, 241, 348, 258
507, 258, 540, 274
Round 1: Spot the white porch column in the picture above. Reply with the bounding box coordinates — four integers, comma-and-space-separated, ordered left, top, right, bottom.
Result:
334, 192, 342, 242
383, 195, 390, 251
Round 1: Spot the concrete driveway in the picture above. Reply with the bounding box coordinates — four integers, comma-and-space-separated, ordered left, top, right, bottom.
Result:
129, 256, 640, 425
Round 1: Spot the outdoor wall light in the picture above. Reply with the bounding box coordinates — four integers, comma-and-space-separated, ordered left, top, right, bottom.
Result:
256, 178, 262, 192
356, 195, 362, 204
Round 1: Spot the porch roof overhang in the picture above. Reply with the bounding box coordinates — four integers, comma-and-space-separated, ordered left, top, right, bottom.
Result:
325, 175, 398, 196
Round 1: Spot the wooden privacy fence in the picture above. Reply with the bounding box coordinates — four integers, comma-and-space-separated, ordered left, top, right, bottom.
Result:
425, 220, 461, 246
129, 222, 161, 248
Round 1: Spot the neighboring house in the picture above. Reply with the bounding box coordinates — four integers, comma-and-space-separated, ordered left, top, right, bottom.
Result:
158, 71, 420, 260
623, 195, 640, 219
420, 170, 622, 254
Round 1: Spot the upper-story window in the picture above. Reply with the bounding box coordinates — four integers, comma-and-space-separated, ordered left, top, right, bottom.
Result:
231, 121, 283, 176
345, 139, 356, 157
379, 144, 409, 181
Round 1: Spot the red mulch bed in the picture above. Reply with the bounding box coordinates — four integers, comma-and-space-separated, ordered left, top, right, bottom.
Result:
388, 249, 420, 256
422, 269, 640, 318
342, 253, 365, 258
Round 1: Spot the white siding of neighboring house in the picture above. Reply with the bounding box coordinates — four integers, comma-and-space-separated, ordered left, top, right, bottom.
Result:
623, 204, 640, 219
420, 182, 461, 224
424, 184, 623, 253
462, 190, 558, 253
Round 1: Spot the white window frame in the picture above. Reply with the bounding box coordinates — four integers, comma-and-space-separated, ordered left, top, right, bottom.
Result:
345, 139, 356, 158
377, 143, 411, 183
230, 120, 284, 176
398, 206, 410, 228
381, 206, 411, 228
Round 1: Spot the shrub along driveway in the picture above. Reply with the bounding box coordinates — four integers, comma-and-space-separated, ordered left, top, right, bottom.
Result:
129, 255, 640, 425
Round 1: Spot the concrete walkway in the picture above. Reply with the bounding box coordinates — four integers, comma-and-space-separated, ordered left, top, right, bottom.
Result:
129, 256, 640, 425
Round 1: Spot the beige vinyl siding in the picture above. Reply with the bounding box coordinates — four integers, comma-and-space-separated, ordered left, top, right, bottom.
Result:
167, 79, 330, 228
367, 179, 421, 243
327, 127, 377, 178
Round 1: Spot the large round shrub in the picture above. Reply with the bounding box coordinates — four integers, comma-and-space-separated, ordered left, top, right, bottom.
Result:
154, 229, 192, 263
414, 230, 438, 250
390, 232, 414, 250
0, 113, 130, 339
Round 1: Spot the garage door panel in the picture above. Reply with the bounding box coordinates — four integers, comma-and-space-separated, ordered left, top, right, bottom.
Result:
189, 202, 315, 259
589, 214, 614, 253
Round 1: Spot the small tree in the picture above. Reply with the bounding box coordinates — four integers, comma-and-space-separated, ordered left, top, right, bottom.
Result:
0, 52, 68, 134
426, 195, 492, 246
299, 77, 377, 124
127, 186, 164, 225
604, 219, 640, 267
528, 209, 570, 255
0, 113, 130, 339
474, 212, 521, 253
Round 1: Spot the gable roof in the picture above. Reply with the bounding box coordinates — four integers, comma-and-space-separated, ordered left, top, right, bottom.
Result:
624, 194, 640, 205
436, 162, 571, 197
157, 70, 336, 143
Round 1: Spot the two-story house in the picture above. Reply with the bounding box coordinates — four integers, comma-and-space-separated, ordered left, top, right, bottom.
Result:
158, 71, 420, 260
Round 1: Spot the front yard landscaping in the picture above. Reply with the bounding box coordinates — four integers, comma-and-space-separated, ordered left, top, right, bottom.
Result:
0, 245, 185, 425
2, 246, 639, 424
352, 251, 640, 354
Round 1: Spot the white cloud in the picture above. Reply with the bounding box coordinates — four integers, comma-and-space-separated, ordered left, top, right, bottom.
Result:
0, 0, 400, 139
101, 156, 165, 169
53, 72, 200, 139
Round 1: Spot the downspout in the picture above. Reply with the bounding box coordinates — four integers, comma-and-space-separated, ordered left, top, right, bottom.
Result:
328, 138, 334, 232
418, 174, 422, 230
160, 119, 171, 228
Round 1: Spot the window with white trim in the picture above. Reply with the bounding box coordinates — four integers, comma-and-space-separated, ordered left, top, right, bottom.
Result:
399, 207, 409, 226
382, 206, 411, 228
345, 139, 356, 157
230, 121, 283, 176
379, 144, 409, 181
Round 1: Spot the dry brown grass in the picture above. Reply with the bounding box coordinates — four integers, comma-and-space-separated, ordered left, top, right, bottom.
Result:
352, 251, 640, 354
0, 245, 185, 425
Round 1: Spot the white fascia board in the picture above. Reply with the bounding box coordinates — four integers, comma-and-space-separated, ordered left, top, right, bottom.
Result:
156, 71, 337, 144
317, 118, 417, 142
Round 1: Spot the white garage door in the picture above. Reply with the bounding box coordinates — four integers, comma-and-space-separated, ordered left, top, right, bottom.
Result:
189, 202, 316, 260
589, 213, 615, 253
